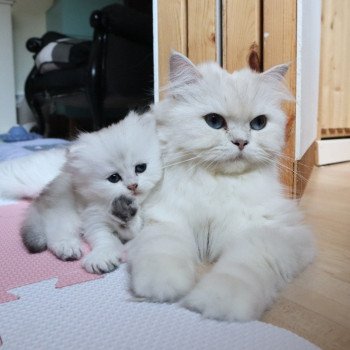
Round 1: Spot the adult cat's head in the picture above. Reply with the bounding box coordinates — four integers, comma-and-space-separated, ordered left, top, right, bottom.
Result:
154, 52, 292, 175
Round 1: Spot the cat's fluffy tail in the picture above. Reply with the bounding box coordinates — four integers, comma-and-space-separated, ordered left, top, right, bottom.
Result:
0, 148, 67, 200
21, 205, 47, 253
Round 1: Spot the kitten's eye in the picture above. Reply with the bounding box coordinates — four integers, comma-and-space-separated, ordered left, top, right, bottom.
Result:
135, 163, 147, 174
203, 113, 227, 129
250, 115, 267, 130
107, 173, 121, 183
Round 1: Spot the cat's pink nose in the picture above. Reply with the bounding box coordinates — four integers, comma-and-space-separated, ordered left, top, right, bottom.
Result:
232, 139, 249, 151
127, 183, 138, 192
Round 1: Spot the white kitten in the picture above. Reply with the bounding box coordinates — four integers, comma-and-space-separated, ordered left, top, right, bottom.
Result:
128, 52, 315, 321
21, 112, 162, 274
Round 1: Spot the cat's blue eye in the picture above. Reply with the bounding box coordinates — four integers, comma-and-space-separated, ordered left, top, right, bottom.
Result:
107, 173, 121, 183
203, 113, 226, 129
135, 163, 147, 174
250, 115, 267, 130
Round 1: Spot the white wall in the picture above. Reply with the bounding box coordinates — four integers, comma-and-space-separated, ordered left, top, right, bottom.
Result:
0, 0, 17, 132
12, 0, 54, 96
152, 0, 159, 102
295, 0, 321, 160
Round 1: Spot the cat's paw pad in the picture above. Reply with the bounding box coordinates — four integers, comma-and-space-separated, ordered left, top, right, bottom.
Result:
111, 195, 138, 223
49, 238, 83, 261
181, 273, 264, 322
131, 254, 195, 302
82, 247, 122, 274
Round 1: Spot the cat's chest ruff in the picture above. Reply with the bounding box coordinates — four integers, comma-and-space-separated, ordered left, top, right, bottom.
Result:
171, 169, 248, 213
185, 172, 274, 231
154, 166, 274, 224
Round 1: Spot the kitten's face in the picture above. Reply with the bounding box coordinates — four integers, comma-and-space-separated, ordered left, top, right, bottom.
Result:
157, 54, 291, 174
68, 112, 162, 210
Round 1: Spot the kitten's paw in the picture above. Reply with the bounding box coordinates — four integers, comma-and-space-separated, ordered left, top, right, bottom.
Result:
130, 254, 195, 302
82, 247, 122, 274
111, 195, 138, 223
49, 238, 83, 261
181, 273, 264, 322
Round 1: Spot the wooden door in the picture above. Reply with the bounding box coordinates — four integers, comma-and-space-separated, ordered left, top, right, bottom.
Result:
156, 0, 299, 197
319, 0, 350, 139
316, 0, 350, 166
157, 0, 217, 89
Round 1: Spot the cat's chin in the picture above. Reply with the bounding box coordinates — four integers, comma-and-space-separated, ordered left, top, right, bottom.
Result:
212, 158, 253, 175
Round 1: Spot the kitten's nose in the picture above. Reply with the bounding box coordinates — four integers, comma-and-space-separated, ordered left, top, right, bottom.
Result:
232, 139, 249, 151
127, 183, 138, 192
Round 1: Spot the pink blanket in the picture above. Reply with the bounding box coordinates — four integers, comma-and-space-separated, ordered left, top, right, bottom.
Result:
0, 202, 100, 303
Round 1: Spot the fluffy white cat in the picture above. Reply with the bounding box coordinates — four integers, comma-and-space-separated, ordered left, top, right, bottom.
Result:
127, 52, 315, 321
21, 112, 162, 273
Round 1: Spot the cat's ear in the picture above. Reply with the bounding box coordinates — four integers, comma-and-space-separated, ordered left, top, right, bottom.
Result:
261, 63, 290, 81
139, 110, 156, 130
261, 63, 294, 101
66, 134, 90, 167
169, 51, 202, 86
67, 140, 83, 160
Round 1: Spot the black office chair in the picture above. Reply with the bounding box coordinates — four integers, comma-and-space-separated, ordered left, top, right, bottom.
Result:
24, 3, 153, 136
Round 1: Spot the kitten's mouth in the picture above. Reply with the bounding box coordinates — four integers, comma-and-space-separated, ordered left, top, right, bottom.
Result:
229, 153, 245, 161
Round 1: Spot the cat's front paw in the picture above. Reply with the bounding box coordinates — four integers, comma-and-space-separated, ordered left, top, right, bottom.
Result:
111, 195, 138, 223
48, 238, 83, 261
82, 246, 122, 274
181, 273, 264, 322
130, 254, 195, 302
117, 214, 142, 242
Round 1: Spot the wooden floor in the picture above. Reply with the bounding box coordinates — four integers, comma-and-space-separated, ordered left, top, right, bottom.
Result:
262, 162, 350, 350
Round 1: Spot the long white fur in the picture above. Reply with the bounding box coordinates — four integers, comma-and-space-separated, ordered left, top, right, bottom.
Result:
21, 112, 162, 274
127, 52, 315, 321
0, 148, 66, 199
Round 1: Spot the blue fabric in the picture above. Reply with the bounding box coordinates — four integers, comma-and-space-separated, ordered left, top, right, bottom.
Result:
0, 126, 42, 143
0, 137, 69, 162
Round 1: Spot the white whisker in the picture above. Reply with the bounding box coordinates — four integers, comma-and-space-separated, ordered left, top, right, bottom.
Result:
162, 155, 201, 169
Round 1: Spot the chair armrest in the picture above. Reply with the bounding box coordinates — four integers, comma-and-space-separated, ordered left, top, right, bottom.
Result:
26, 38, 43, 53
90, 10, 105, 31
90, 4, 152, 45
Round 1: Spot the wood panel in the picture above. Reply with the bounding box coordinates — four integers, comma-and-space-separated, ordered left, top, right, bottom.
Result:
157, 0, 216, 91
319, 0, 350, 139
187, 0, 216, 64
295, 142, 316, 197
223, 0, 261, 72
157, 0, 188, 89
263, 0, 297, 197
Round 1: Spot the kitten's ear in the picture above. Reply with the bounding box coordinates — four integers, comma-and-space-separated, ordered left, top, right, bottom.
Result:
67, 141, 82, 161
262, 63, 290, 81
169, 50, 202, 86
139, 111, 156, 130
66, 134, 89, 165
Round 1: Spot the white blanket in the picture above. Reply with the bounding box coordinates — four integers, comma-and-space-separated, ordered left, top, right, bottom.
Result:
0, 264, 319, 350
